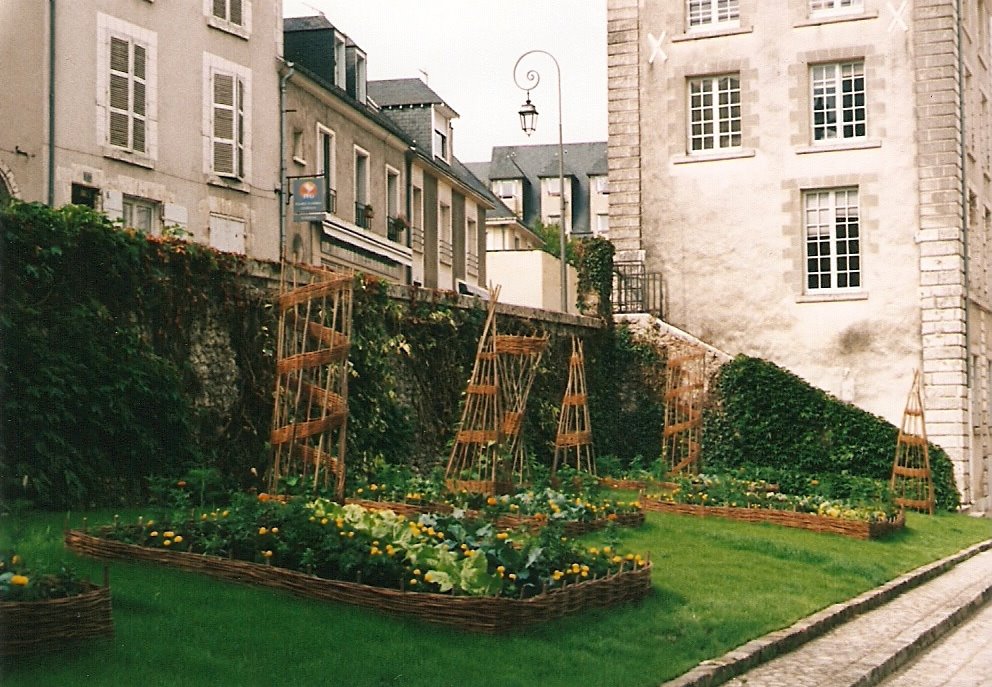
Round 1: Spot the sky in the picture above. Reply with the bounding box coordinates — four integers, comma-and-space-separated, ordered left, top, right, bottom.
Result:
282, 0, 608, 164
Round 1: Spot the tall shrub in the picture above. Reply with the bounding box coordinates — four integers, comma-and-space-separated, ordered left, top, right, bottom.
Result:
702, 355, 960, 511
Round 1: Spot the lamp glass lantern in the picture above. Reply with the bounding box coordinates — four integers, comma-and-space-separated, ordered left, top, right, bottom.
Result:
518, 96, 538, 136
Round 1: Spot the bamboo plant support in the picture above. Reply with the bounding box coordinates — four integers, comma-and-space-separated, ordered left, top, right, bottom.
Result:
553, 336, 596, 476
268, 263, 353, 500
495, 330, 549, 482
662, 344, 707, 474
891, 369, 935, 514
445, 287, 514, 494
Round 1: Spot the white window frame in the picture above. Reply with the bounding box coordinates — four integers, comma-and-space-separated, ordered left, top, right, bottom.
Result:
688, 74, 742, 153
544, 177, 562, 196
203, 53, 252, 182
122, 196, 160, 235
804, 188, 861, 293
333, 33, 347, 89
204, 0, 251, 39
439, 202, 453, 264
687, 0, 740, 30
594, 213, 610, 234
809, 0, 863, 17
811, 61, 866, 143
96, 14, 157, 164
592, 175, 610, 195
385, 165, 401, 219
354, 145, 370, 226
317, 123, 336, 212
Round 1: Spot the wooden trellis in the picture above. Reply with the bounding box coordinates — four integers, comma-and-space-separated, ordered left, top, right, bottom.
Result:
662, 345, 707, 475
268, 263, 353, 499
891, 370, 935, 514
553, 336, 596, 476
446, 287, 510, 495
495, 331, 549, 482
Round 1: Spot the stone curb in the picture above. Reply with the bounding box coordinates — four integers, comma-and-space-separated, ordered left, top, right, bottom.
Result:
659, 538, 992, 687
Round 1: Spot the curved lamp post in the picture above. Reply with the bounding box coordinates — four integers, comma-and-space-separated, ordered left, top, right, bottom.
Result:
513, 50, 568, 313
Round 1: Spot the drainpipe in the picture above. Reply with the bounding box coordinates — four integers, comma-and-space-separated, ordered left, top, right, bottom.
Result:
404, 147, 414, 285
47, 0, 56, 206
278, 62, 295, 263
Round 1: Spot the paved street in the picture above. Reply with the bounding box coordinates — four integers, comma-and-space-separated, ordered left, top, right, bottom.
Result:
718, 548, 992, 687
876, 599, 992, 687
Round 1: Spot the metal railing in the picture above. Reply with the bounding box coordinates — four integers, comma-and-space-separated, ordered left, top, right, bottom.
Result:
612, 261, 663, 316
387, 216, 407, 243
354, 202, 371, 229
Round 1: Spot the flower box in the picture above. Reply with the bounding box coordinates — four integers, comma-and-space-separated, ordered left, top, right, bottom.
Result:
65, 530, 651, 633
639, 499, 905, 540
0, 575, 113, 656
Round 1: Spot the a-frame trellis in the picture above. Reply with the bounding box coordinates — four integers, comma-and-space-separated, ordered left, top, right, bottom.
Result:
268, 263, 353, 500
445, 287, 510, 494
662, 345, 707, 475
495, 330, 549, 482
553, 336, 596, 476
891, 370, 935, 514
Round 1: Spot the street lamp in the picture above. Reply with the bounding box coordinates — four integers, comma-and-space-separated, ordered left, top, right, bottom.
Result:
513, 50, 568, 313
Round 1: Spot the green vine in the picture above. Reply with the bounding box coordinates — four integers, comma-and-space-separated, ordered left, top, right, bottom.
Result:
574, 237, 615, 319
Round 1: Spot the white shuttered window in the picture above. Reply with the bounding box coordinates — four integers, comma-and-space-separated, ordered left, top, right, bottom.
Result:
108, 37, 147, 153
212, 72, 246, 177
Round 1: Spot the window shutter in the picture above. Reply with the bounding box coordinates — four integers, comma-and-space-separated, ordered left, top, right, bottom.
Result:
213, 72, 235, 175
236, 78, 245, 178
132, 45, 146, 153
108, 37, 130, 148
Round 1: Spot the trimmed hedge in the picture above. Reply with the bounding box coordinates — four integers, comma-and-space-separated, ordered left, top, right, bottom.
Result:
702, 356, 960, 511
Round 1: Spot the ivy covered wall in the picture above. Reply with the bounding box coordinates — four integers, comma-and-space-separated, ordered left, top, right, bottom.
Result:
1, 204, 661, 508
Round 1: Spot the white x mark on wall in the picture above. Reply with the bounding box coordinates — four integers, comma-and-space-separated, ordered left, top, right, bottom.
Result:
887, 0, 909, 32
647, 31, 667, 64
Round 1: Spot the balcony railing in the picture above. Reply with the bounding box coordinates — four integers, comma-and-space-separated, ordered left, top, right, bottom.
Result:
411, 226, 425, 251
612, 261, 663, 317
466, 252, 479, 273
387, 216, 408, 244
439, 239, 453, 264
354, 202, 372, 229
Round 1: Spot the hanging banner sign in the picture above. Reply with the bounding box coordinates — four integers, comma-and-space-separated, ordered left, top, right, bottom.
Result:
292, 176, 326, 222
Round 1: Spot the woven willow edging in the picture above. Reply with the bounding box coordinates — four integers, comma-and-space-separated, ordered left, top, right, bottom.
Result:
639, 499, 906, 540
65, 531, 652, 633
0, 580, 113, 656
344, 498, 645, 535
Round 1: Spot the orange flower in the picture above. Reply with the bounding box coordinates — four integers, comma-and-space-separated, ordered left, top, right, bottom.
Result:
258, 493, 271, 503
10, 575, 29, 586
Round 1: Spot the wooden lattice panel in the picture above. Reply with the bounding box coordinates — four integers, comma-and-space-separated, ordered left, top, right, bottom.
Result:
662, 345, 706, 475
553, 337, 596, 476
268, 264, 353, 499
891, 370, 935, 514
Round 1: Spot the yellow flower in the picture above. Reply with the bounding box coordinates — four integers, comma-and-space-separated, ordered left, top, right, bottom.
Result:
146, 520, 155, 527
320, 518, 329, 526
486, 496, 498, 506
271, 527, 279, 534
370, 546, 381, 556
262, 550, 273, 558
150, 531, 159, 538
552, 571, 564, 581
496, 532, 509, 540
258, 527, 268, 536
162, 539, 172, 547
163, 531, 175, 539
356, 488, 364, 494
612, 555, 623, 564
588, 547, 599, 555
409, 579, 418, 586
370, 484, 378, 491
385, 545, 396, 556
413, 569, 422, 576
309, 516, 316, 523
508, 573, 517, 581
173, 535, 183, 544
200, 513, 208, 521
10, 574, 29, 586
222, 510, 230, 518
496, 565, 505, 574
11, 554, 22, 565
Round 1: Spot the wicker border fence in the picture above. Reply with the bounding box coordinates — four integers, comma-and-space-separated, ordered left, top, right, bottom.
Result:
64, 531, 652, 633
0, 575, 113, 656
639, 498, 906, 540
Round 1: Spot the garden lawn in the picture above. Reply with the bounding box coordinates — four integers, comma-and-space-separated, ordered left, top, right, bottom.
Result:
1, 507, 989, 687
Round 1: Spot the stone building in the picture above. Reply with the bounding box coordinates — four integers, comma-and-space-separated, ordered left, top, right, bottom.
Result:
0, 1, 283, 260
607, 0, 992, 510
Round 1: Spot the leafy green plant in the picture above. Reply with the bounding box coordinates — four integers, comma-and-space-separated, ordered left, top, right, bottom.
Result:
574, 236, 615, 318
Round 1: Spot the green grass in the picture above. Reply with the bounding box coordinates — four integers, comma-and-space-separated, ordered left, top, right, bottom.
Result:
1, 507, 989, 687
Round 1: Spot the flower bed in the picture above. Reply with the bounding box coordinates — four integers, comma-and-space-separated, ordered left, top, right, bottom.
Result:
0, 567, 113, 656
65, 530, 651, 633
639, 499, 905, 540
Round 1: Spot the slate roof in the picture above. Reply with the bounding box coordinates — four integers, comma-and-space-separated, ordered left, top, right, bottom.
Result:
368, 78, 459, 117
468, 142, 608, 235
284, 15, 335, 31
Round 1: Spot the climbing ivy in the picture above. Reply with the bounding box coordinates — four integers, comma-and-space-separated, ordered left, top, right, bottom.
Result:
574, 236, 615, 319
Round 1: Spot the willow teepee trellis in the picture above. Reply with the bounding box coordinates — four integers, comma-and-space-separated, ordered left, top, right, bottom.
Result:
553, 336, 596, 476
495, 330, 549, 481
268, 263, 353, 499
891, 370, 935, 514
662, 345, 707, 475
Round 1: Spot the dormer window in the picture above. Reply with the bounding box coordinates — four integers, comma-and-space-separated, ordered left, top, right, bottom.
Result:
434, 129, 448, 160
346, 45, 367, 103
592, 175, 610, 194
544, 177, 562, 196
334, 33, 346, 89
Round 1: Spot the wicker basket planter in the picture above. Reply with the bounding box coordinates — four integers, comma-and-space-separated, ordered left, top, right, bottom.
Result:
65, 530, 651, 633
639, 499, 905, 540
0, 575, 113, 656
345, 498, 645, 535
